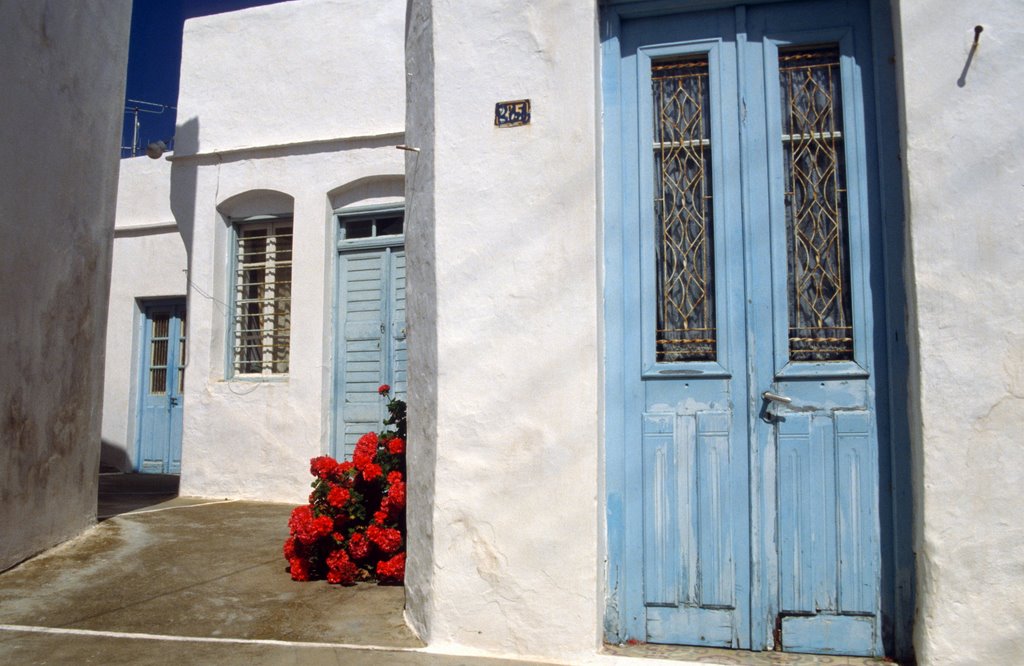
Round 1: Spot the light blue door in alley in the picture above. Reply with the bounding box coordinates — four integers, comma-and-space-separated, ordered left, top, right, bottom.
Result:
137, 300, 185, 474
605, 0, 902, 657
333, 209, 406, 459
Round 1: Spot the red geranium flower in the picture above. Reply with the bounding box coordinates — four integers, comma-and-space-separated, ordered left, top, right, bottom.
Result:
327, 485, 350, 509
362, 463, 383, 482
288, 505, 313, 540
285, 386, 407, 586
310, 455, 340, 480
326, 548, 358, 585
376, 552, 405, 584
311, 516, 334, 540
283, 536, 299, 559
353, 432, 379, 471
288, 556, 311, 581
348, 531, 371, 560
288, 505, 334, 545
387, 480, 406, 509
367, 525, 403, 554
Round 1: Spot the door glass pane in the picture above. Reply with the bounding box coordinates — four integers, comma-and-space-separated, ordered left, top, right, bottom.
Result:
779, 45, 854, 361
343, 219, 373, 239
149, 314, 169, 394
652, 56, 717, 362
376, 216, 404, 236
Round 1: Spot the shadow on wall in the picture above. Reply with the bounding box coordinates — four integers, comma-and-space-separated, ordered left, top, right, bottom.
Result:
329, 175, 405, 210
170, 116, 199, 253
100, 439, 132, 472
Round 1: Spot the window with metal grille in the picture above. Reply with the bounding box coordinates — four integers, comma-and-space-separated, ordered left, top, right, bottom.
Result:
232, 218, 292, 375
652, 56, 717, 363
779, 45, 854, 362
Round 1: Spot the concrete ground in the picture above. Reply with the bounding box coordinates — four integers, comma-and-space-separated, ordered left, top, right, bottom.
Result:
0, 475, 543, 665
0, 474, 888, 665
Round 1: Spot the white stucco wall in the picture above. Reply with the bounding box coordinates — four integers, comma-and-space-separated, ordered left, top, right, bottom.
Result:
172, 0, 406, 502
895, 2, 1024, 664
176, 0, 405, 155
404, 0, 602, 659
0, 0, 131, 569
127, 0, 1024, 660
101, 156, 188, 471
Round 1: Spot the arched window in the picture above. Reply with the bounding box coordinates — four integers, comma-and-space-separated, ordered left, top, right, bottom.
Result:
219, 190, 294, 376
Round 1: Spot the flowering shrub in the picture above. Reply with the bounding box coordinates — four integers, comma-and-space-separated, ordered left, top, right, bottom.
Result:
284, 384, 406, 585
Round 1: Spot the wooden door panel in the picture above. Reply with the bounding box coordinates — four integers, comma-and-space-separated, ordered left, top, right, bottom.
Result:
335, 243, 405, 460
337, 251, 387, 458
641, 408, 742, 646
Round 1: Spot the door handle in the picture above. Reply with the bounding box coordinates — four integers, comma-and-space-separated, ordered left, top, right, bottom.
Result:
759, 390, 791, 424
761, 391, 792, 405
169, 396, 179, 406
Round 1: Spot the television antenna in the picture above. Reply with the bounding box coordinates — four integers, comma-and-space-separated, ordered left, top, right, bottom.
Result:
123, 98, 176, 157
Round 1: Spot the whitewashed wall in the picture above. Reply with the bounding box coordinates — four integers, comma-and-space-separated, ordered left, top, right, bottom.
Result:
405, 0, 1024, 663
173, 0, 406, 502
404, 0, 603, 659
138, 0, 1024, 661
894, 1, 1024, 664
101, 156, 188, 471
175, 0, 405, 155
0, 0, 131, 570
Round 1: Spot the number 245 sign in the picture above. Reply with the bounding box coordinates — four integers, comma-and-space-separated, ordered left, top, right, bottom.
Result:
495, 99, 531, 127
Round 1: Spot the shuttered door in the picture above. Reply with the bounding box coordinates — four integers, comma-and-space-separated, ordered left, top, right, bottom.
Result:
334, 245, 405, 459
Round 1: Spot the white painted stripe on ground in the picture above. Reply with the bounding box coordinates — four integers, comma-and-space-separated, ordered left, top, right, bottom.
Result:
0, 624, 424, 653
119, 499, 241, 515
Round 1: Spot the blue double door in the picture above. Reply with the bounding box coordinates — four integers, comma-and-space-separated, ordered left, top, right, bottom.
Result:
609, 0, 893, 656
137, 301, 185, 474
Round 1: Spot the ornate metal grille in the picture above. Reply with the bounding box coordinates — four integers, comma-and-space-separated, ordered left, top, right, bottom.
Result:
780, 46, 854, 361
652, 57, 716, 362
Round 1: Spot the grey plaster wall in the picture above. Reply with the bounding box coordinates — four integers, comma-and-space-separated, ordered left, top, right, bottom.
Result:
403, 0, 438, 641
0, 0, 132, 570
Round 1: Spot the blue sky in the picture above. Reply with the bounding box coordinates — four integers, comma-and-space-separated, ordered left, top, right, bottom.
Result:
122, 0, 284, 157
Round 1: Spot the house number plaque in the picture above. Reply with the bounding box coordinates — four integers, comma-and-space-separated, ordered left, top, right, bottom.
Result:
495, 99, 531, 127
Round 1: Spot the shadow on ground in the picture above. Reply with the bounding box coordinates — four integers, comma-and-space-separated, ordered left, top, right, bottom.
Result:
98, 472, 180, 521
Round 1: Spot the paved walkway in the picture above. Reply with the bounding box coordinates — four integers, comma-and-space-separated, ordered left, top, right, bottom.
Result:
0, 474, 891, 665
0, 475, 539, 665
